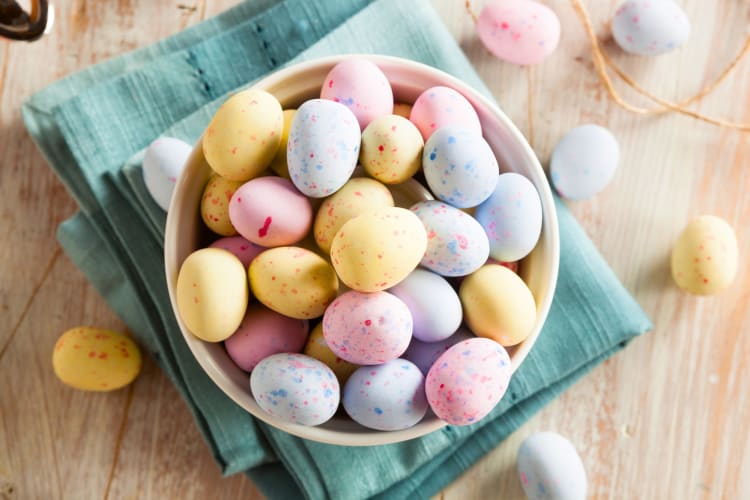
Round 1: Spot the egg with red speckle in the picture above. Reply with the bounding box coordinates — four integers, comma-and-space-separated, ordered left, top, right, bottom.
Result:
250, 353, 340, 426
322, 290, 412, 365
393, 102, 412, 118
409, 86, 481, 141
425, 338, 512, 425
517, 432, 588, 500
403, 328, 474, 375
304, 323, 360, 384
200, 174, 243, 236
209, 236, 264, 268
360, 115, 424, 184
612, 0, 690, 56
142, 137, 191, 211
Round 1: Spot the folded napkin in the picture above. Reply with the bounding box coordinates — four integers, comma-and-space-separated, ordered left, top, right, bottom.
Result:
23, 0, 652, 498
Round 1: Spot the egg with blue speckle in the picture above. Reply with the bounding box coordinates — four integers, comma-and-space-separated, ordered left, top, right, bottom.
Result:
612, 0, 690, 56
517, 432, 587, 500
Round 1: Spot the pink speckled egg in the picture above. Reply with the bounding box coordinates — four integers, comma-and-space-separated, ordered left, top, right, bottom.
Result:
409, 86, 481, 141
477, 0, 561, 66
425, 338, 511, 425
209, 236, 264, 268
320, 58, 394, 130
322, 290, 412, 365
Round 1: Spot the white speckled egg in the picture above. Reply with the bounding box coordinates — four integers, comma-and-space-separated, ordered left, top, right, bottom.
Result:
423, 126, 499, 208
287, 99, 361, 197
410, 86, 481, 141
403, 328, 474, 375
142, 137, 192, 211
250, 353, 340, 426
550, 124, 619, 200
612, 0, 690, 56
517, 432, 587, 500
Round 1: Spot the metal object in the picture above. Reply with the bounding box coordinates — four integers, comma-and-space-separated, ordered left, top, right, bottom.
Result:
0, 0, 53, 41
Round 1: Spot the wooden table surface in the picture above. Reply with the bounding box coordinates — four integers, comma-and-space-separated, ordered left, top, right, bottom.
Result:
1, 0, 748, 498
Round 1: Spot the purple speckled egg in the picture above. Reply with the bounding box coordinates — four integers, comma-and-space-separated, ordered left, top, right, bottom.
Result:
402, 328, 474, 375
409, 86, 481, 141
209, 236, 265, 268
322, 290, 412, 365
517, 432, 588, 500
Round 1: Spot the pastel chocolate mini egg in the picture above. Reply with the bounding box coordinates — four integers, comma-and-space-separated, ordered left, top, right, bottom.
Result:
314, 177, 394, 253
229, 177, 312, 247
250, 353, 339, 426
269, 109, 296, 179
287, 99, 361, 197
304, 323, 360, 384
200, 174, 243, 236
249, 246, 339, 319
224, 303, 309, 372
410, 200, 490, 277
477, 0, 561, 66
423, 126, 499, 208
409, 86, 481, 141
330, 207, 428, 292
203, 89, 283, 181
671, 215, 738, 295
53, 327, 142, 391
460, 264, 536, 346
209, 236, 264, 268
550, 124, 619, 200
176, 248, 248, 342
142, 137, 192, 211
323, 290, 412, 365
612, 0, 690, 56
517, 432, 587, 500
343, 359, 428, 431
403, 328, 474, 375
475, 173, 542, 262
425, 338, 511, 425
360, 115, 424, 184
393, 102, 412, 118
320, 58, 394, 130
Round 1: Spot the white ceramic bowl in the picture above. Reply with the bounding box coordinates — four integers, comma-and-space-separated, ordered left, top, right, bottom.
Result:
165, 55, 559, 446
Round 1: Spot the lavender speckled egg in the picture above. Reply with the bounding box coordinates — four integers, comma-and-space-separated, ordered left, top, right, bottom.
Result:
287, 99, 361, 198
612, 0, 690, 56
475, 173, 542, 262
410, 200, 490, 277
322, 290, 412, 365
423, 126, 499, 208
209, 236, 264, 268
142, 137, 192, 211
250, 353, 340, 426
409, 86, 481, 141
517, 432, 587, 500
425, 338, 511, 425
403, 328, 474, 375
342, 359, 428, 431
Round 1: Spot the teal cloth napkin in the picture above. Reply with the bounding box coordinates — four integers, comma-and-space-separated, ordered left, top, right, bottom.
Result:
23, 0, 652, 498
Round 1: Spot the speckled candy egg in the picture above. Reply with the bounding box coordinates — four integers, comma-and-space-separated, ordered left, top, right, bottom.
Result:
323, 290, 412, 365
203, 89, 283, 181
343, 359, 428, 431
142, 137, 192, 211
269, 109, 296, 179
475, 173, 542, 262
360, 115, 424, 184
671, 215, 738, 295
200, 174, 243, 236
393, 103, 412, 118
304, 323, 360, 384
426, 338, 511, 425
409, 86, 481, 141
250, 353, 339, 426
53, 327, 142, 391
209, 236, 264, 268
287, 99, 361, 197
249, 246, 339, 319
403, 328, 474, 375
411, 200, 490, 276
517, 432, 588, 500
612, 0, 690, 56
320, 58, 394, 130
423, 126, 499, 208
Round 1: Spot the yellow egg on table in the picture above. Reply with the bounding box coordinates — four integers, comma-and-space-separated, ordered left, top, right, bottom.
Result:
303, 323, 360, 384
203, 89, 283, 181
459, 264, 536, 346
360, 115, 424, 184
52, 327, 142, 391
200, 174, 243, 236
269, 109, 296, 179
671, 215, 738, 295
176, 248, 248, 342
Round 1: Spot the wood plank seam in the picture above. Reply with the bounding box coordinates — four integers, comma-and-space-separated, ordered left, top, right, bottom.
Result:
102, 382, 135, 500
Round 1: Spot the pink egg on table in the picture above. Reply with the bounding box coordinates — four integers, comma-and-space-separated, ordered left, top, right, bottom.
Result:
477, 0, 561, 66
228, 177, 312, 247
320, 58, 394, 130
409, 86, 481, 141
209, 236, 264, 268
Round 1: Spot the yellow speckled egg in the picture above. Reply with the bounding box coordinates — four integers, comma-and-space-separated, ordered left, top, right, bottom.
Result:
361, 115, 424, 184
269, 109, 296, 179
671, 215, 738, 295
303, 323, 360, 383
331, 207, 427, 292
201, 174, 243, 236
459, 264, 536, 346
52, 327, 142, 391
249, 246, 339, 319
314, 178, 394, 253
393, 102, 412, 118
203, 89, 283, 181
177, 248, 248, 341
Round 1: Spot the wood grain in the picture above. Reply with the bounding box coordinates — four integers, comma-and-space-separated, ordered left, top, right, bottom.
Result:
0, 0, 748, 499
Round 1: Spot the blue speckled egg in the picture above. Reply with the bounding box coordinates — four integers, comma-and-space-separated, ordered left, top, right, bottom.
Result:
517, 432, 587, 500
250, 353, 340, 426
422, 126, 498, 208
402, 328, 474, 375
343, 359, 428, 431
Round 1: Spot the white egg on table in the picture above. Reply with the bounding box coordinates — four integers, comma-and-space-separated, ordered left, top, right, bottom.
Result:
612, 0, 690, 56
142, 137, 192, 211
517, 432, 587, 500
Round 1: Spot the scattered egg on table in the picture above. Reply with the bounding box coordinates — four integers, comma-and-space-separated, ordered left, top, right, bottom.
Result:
200, 174, 243, 236
269, 109, 296, 179
393, 102, 412, 118
209, 236, 264, 268
517, 432, 587, 500
360, 114, 424, 184
142, 136, 192, 211
550, 124, 620, 200
409, 86, 481, 141
612, 0, 690, 56
671, 215, 738, 295
343, 359, 428, 431
403, 328, 474, 375
52, 327, 142, 391
250, 353, 340, 426
304, 323, 360, 384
